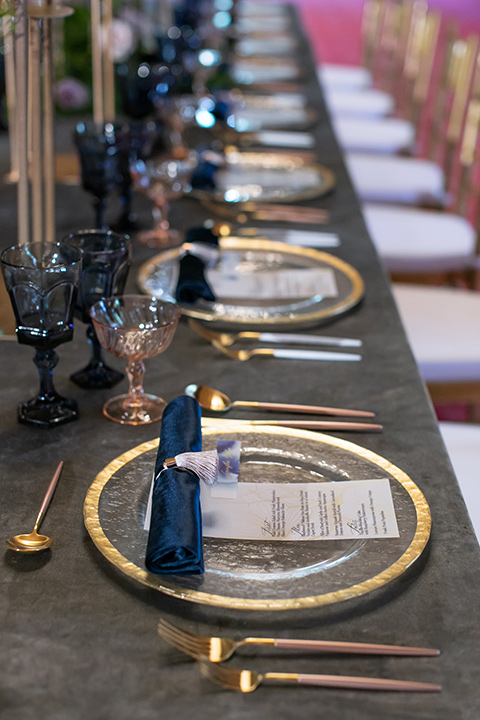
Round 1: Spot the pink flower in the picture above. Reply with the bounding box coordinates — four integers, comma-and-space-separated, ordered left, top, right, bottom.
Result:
54, 78, 90, 111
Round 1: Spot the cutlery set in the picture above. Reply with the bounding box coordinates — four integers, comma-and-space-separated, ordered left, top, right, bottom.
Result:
201, 198, 330, 225
189, 318, 363, 362
158, 619, 441, 694
187, 319, 376, 431
210, 221, 341, 248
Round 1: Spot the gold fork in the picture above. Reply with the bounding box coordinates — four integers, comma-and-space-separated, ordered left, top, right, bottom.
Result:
188, 319, 362, 349
211, 339, 362, 362
158, 620, 440, 662
199, 662, 441, 693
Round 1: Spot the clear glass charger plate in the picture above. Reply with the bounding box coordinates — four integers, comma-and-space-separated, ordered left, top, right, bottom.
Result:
236, 16, 291, 34
235, 36, 297, 57
228, 105, 316, 132
137, 238, 363, 330
84, 422, 431, 611
191, 150, 335, 204
232, 59, 301, 84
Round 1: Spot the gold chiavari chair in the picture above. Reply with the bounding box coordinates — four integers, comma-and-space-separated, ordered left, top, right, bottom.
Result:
346, 32, 479, 206
324, 0, 416, 120
362, 40, 480, 286
388, 67, 480, 408
332, 2, 441, 154
318, 0, 386, 92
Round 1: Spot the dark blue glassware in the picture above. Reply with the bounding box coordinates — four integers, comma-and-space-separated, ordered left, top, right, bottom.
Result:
113, 120, 164, 232
0, 242, 83, 427
116, 62, 157, 120
74, 122, 121, 229
62, 230, 131, 389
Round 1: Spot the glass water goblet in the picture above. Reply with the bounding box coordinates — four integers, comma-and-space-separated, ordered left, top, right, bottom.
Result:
0, 242, 83, 427
62, 230, 131, 389
130, 152, 197, 248
113, 120, 165, 232
74, 122, 121, 228
90, 295, 180, 425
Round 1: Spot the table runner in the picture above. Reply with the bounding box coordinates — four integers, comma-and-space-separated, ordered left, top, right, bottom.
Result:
0, 6, 479, 719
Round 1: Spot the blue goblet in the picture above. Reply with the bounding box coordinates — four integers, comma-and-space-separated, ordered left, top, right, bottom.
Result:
113, 120, 162, 233
74, 122, 121, 229
0, 242, 83, 427
62, 230, 131, 389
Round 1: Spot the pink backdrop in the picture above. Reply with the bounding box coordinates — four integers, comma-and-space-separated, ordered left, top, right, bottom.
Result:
262, 0, 480, 64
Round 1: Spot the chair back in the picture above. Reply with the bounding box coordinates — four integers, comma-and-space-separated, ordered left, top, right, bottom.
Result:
456, 54, 480, 237
444, 36, 479, 183
360, 0, 386, 71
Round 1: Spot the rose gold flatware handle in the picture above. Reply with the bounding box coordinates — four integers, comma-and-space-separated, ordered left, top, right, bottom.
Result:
34, 461, 64, 532
253, 211, 329, 224
270, 638, 439, 656
247, 420, 383, 432
280, 673, 440, 692
250, 203, 328, 215
232, 400, 375, 418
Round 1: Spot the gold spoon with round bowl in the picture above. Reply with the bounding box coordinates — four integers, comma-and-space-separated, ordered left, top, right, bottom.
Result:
185, 383, 375, 419
6, 461, 64, 552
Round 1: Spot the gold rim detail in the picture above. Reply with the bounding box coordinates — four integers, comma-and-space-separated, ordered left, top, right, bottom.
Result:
84, 423, 431, 611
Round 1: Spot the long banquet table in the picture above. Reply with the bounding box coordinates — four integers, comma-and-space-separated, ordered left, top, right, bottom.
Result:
1, 6, 480, 719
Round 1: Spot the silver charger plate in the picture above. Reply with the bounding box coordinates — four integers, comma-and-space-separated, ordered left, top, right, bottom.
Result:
84, 423, 431, 611
136, 238, 364, 329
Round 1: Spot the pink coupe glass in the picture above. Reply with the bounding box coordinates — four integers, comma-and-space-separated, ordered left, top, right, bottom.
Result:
90, 295, 180, 425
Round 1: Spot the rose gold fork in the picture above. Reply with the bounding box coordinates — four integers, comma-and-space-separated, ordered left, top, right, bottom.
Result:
199, 662, 441, 693
158, 619, 440, 663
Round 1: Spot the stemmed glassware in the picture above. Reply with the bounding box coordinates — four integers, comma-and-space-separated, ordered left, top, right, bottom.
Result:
0, 242, 83, 427
62, 230, 131, 389
90, 295, 180, 425
74, 122, 121, 228
130, 151, 197, 248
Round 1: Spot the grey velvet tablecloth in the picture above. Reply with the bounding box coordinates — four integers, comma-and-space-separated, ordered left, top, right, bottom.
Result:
1, 8, 479, 720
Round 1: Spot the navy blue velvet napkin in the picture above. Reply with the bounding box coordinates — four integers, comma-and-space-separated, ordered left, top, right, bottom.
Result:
145, 395, 204, 575
190, 159, 218, 190
175, 226, 218, 305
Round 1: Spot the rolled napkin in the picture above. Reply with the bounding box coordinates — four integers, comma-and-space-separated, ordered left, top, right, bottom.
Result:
190, 159, 218, 190
175, 226, 219, 305
145, 395, 204, 575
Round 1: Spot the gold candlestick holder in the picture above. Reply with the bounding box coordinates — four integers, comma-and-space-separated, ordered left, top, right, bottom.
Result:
27, 0, 73, 244
91, 0, 115, 124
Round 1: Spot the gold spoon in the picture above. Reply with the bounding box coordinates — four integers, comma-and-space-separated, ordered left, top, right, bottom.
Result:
185, 383, 375, 418
6, 461, 64, 552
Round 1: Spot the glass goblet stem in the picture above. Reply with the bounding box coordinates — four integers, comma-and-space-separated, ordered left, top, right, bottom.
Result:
88, 323, 105, 366
70, 323, 124, 389
19, 348, 79, 427
93, 196, 107, 229
126, 359, 146, 407
34, 347, 60, 401
152, 196, 170, 232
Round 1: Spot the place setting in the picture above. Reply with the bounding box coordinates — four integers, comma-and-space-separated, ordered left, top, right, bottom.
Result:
83, 394, 431, 612
137, 226, 363, 330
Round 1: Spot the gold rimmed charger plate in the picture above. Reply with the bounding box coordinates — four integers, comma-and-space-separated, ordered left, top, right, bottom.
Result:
190, 152, 334, 205
137, 238, 363, 329
224, 106, 318, 132
84, 422, 431, 611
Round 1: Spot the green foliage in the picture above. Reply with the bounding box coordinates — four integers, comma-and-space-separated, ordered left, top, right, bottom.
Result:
63, 6, 92, 87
